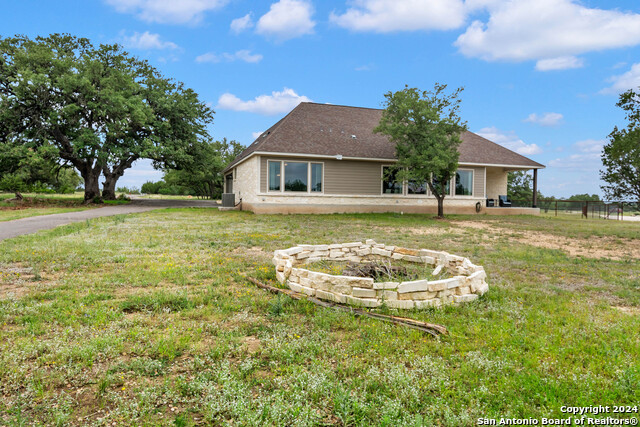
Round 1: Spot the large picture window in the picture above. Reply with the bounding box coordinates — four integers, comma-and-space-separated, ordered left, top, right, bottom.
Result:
408, 180, 427, 195
432, 176, 451, 196
268, 160, 322, 193
268, 161, 281, 191
382, 166, 402, 194
455, 170, 473, 196
311, 163, 322, 192
284, 162, 308, 192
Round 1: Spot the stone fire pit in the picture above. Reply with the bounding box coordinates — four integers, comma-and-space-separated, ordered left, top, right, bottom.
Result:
272, 240, 488, 309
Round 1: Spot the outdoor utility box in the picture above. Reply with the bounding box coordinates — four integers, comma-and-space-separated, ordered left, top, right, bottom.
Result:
222, 193, 235, 208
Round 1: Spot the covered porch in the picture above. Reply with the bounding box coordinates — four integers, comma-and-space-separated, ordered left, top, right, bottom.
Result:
485, 166, 542, 210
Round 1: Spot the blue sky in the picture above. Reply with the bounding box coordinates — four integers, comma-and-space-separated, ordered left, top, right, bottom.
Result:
4, 0, 640, 198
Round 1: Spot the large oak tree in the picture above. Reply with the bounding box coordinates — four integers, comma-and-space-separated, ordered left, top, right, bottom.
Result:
0, 34, 213, 202
601, 88, 640, 204
374, 84, 468, 218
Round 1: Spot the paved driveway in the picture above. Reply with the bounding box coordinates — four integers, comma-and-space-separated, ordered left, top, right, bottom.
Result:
0, 199, 219, 242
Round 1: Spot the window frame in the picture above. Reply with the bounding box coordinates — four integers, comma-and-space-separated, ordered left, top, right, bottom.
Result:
310, 162, 324, 193
267, 160, 282, 192
428, 174, 452, 198
454, 168, 474, 197
267, 159, 324, 194
381, 165, 403, 195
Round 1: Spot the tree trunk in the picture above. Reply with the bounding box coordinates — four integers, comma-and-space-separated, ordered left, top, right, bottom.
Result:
14, 192, 23, 201
436, 196, 444, 218
102, 173, 118, 200
102, 157, 138, 200
427, 178, 447, 218
82, 169, 101, 203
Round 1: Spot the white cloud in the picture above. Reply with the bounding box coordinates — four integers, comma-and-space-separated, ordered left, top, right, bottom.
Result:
548, 139, 605, 171
455, 0, 640, 65
476, 127, 542, 155
573, 139, 605, 154
535, 56, 584, 71
196, 50, 263, 63
601, 63, 640, 94
524, 112, 564, 127
231, 14, 253, 33
105, 0, 228, 24
121, 31, 179, 50
256, 0, 315, 41
252, 131, 264, 139
330, 0, 466, 32
217, 87, 311, 115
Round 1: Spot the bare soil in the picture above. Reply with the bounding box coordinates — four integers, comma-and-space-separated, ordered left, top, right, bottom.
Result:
454, 221, 640, 260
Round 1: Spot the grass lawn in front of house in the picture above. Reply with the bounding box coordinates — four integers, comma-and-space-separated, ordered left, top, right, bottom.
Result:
0, 210, 638, 425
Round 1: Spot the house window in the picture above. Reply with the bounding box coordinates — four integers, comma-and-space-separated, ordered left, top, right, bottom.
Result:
268, 161, 281, 191
311, 163, 323, 192
408, 180, 427, 195
432, 176, 451, 196
284, 161, 308, 192
455, 170, 473, 196
382, 166, 402, 194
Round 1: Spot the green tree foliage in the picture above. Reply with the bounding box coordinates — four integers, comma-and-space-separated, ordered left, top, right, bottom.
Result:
374, 84, 468, 218
507, 171, 533, 200
601, 88, 640, 204
0, 34, 213, 203
567, 193, 600, 201
0, 144, 81, 194
142, 139, 244, 199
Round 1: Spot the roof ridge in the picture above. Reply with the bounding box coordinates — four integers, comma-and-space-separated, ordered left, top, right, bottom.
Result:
301, 101, 383, 111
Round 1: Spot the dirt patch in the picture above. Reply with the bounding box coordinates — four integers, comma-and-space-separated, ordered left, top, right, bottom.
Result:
453, 221, 640, 260
0, 265, 36, 298
232, 246, 268, 258
374, 225, 452, 236
241, 336, 262, 355
613, 306, 640, 315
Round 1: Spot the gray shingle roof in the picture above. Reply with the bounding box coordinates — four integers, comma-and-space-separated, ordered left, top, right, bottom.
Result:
224, 102, 544, 172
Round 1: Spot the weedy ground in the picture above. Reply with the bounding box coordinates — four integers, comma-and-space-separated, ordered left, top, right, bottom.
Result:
0, 209, 638, 426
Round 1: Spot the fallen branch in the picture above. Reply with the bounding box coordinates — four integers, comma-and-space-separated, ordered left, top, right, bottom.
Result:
246, 276, 447, 337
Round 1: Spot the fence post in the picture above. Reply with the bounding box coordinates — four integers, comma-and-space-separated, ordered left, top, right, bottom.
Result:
555, 200, 558, 216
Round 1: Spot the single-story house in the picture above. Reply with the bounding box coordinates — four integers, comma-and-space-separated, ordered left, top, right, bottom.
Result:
222, 102, 544, 215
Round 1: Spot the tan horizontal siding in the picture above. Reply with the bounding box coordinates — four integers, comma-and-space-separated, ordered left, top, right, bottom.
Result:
261, 157, 384, 195
324, 160, 382, 195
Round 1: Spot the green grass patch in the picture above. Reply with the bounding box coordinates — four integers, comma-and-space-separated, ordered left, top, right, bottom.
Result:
0, 209, 638, 425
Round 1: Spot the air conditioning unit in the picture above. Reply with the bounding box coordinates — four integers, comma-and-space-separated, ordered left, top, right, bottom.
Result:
222, 193, 235, 207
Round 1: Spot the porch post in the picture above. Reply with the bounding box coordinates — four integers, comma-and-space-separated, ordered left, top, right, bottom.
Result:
532, 169, 538, 208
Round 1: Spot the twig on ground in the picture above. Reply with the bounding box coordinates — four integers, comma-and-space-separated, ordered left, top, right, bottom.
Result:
246, 276, 447, 337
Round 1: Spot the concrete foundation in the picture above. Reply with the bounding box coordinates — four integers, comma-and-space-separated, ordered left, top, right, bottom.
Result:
243, 203, 539, 215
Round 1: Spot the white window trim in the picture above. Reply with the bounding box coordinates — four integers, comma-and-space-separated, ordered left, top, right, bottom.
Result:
454, 168, 475, 198
267, 159, 324, 194
267, 160, 282, 192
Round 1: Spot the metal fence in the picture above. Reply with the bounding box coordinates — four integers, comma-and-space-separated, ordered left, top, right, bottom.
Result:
510, 199, 640, 220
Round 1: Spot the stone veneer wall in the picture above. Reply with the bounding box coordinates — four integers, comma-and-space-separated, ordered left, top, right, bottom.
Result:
272, 240, 489, 309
